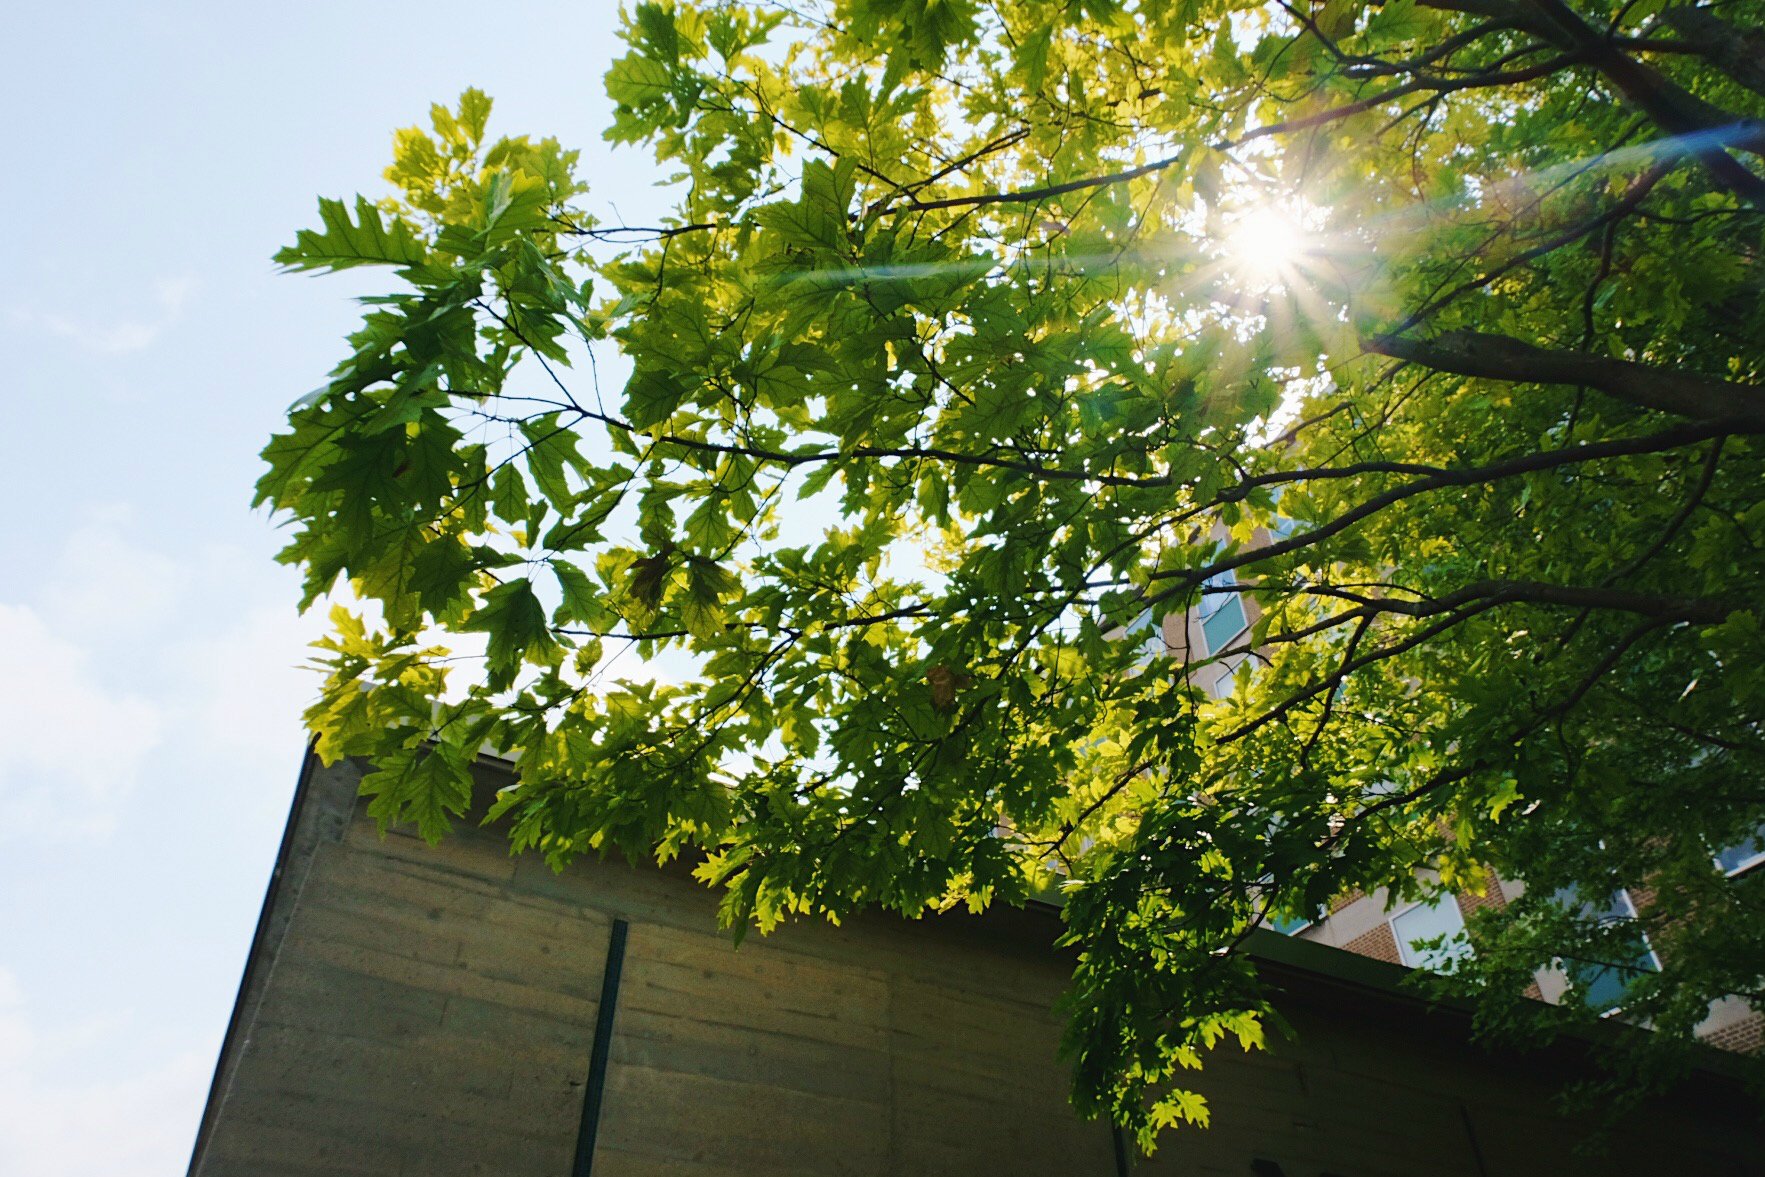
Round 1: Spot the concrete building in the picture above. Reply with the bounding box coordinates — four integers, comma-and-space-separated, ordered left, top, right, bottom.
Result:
188, 750, 1761, 1176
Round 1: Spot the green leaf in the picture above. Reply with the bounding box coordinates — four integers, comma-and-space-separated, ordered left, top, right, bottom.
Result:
490, 462, 528, 525
466, 579, 558, 691
520, 415, 585, 508
275, 195, 428, 272
360, 743, 474, 843
606, 53, 675, 110
633, 2, 682, 64
1018, 25, 1054, 90
408, 538, 476, 618
1365, 0, 1430, 41
681, 557, 739, 638
553, 560, 602, 626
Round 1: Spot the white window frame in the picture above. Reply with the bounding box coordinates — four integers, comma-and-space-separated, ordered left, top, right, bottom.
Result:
1606, 889, 1659, 966
1557, 887, 1662, 1018
1197, 570, 1250, 656
1207, 654, 1243, 700
1265, 909, 1315, 936
1387, 893, 1470, 972
1125, 607, 1167, 667
1713, 824, 1765, 877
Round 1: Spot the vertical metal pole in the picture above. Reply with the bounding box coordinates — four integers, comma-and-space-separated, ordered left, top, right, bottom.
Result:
1112, 1124, 1132, 1177
1459, 1103, 1492, 1177
571, 918, 629, 1177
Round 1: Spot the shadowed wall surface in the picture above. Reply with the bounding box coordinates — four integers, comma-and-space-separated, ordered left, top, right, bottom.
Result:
190, 757, 1762, 1177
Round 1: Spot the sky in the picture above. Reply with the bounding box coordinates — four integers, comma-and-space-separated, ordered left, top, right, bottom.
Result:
0, 6, 668, 1173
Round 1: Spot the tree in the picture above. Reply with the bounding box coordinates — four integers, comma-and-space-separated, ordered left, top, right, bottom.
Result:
260, 0, 1765, 1145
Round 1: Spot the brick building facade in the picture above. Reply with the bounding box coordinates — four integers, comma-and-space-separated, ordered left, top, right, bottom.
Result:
1141, 554, 1765, 1056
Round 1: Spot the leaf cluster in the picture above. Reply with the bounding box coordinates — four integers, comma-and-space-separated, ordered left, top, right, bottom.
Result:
265, 0, 1765, 1144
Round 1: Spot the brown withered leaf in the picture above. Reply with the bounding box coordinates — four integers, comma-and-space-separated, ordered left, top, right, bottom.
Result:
927, 664, 974, 712
627, 551, 672, 613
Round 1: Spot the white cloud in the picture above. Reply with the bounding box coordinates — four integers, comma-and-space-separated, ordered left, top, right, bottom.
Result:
0, 603, 163, 836
0, 968, 212, 1177
7, 275, 195, 355
0, 508, 323, 840
0, 514, 324, 1176
171, 600, 327, 781
36, 506, 187, 637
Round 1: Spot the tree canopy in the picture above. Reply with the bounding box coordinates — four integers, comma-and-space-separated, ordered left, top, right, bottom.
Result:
262, 0, 1765, 1143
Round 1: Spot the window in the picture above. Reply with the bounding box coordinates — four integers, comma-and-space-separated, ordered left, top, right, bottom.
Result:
1208, 656, 1242, 700
1254, 868, 1320, 935
1553, 888, 1659, 1014
1267, 911, 1315, 936
1388, 894, 1469, 972
1125, 608, 1166, 666
1264, 486, 1302, 543
1198, 571, 1249, 655
1715, 822, 1765, 876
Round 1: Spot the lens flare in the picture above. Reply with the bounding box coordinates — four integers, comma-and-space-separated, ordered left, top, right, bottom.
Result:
1220, 203, 1316, 291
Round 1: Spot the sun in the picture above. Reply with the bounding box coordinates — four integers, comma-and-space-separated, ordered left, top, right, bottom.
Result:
1218, 201, 1322, 292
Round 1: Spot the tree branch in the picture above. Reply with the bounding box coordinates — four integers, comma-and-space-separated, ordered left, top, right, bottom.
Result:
1368, 579, 1736, 624
1146, 421, 1737, 599
1365, 330, 1765, 429
1404, 0, 1765, 200
888, 151, 1186, 214
1656, 7, 1765, 99
1522, 0, 1765, 200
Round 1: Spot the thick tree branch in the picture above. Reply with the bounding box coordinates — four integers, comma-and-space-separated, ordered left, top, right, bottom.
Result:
1524, 0, 1765, 151
1212, 578, 1735, 677
874, 57, 1575, 216
1408, 0, 1765, 200
1212, 578, 1730, 751
1656, 7, 1765, 99
1229, 58, 1578, 149
1365, 330, 1765, 429
1367, 579, 1736, 624
1145, 421, 1737, 599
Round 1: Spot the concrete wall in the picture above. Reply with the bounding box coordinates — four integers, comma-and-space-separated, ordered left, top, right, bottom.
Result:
192, 758, 1762, 1177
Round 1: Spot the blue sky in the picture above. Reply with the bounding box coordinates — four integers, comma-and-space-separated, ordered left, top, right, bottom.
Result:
1, 6, 663, 1172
